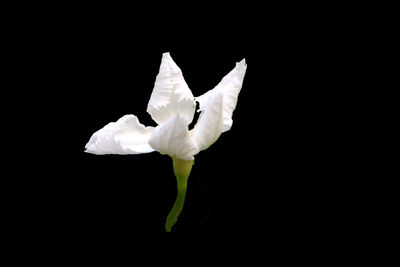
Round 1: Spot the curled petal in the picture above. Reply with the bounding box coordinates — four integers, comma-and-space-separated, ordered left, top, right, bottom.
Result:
192, 92, 224, 152
148, 114, 197, 161
85, 115, 154, 155
196, 59, 247, 132
147, 52, 196, 125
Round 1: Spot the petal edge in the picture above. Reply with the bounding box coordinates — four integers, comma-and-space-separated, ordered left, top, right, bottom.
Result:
196, 59, 247, 132
192, 92, 224, 152
85, 115, 154, 155
148, 114, 197, 161
147, 53, 196, 125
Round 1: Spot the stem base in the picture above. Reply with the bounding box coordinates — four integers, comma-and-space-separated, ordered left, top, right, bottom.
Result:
165, 156, 194, 232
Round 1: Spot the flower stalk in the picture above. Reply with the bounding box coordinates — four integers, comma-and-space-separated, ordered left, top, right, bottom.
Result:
165, 156, 194, 232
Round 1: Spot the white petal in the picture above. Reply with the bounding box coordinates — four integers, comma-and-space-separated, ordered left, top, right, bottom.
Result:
148, 114, 197, 161
192, 92, 224, 152
147, 52, 196, 125
196, 59, 247, 132
85, 115, 155, 155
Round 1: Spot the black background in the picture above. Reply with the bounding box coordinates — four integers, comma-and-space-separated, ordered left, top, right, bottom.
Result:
12, 3, 367, 242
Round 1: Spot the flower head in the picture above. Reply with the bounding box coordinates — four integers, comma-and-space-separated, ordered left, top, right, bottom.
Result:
85, 52, 247, 160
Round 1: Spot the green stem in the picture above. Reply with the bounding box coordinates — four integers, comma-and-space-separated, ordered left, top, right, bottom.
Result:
165, 156, 194, 232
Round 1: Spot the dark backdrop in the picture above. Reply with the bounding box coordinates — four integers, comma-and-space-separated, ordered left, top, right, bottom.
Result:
16, 4, 365, 241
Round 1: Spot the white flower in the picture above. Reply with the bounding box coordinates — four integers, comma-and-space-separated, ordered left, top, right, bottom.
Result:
85, 52, 247, 161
